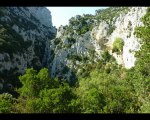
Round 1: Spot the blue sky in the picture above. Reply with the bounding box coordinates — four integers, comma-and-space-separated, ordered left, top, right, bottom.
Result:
47, 7, 108, 28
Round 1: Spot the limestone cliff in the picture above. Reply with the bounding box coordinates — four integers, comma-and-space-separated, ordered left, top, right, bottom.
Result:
44, 7, 147, 82
0, 7, 56, 90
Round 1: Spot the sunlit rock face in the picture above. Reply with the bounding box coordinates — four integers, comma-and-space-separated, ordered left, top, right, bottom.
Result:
45, 7, 147, 82
108, 7, 147, 68
93, 7, 147, 69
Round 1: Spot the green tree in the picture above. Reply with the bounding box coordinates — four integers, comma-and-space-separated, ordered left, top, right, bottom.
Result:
18, 68, 38, 98
0, 93, 15, 113
18, 68, 59, 98
76, 66, 140, 113
25, 82, 78, 113
76, 76, 106, 113
17, 68, 79, 113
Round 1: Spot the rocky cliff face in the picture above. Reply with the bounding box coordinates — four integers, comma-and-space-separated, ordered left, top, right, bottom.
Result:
0, 7, 148, 90
44, 7, 147, 82
0, 7, 56, 89
107, 7, 147, 68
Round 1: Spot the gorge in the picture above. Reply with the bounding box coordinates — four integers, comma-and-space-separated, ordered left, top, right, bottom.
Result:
0, 7, 149, 113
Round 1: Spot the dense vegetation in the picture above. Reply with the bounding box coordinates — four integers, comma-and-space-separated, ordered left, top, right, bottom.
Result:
64, 14, 94, 35
95, 7, 129, 23
0, 7, 150, 113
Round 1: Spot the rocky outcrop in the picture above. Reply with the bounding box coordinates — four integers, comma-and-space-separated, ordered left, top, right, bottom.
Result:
92, 7, 147, 68
0, 7, 56, 88
108, 7, 147, 68
45, 7, 147, 82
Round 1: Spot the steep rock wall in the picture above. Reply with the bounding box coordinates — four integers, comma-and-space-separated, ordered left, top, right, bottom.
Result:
92, 7, 147, 68
0, 7, 56, 88
45, 7, 147, 82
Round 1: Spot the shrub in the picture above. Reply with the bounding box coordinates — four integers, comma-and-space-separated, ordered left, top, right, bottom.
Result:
0, 93, 16, 113
67, 37, 76, 44
102, 51, 111, 62
62, 66, 69, 74
113, 38, 124, 53
54, 38, 61, 45
108, 25, 116, 35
